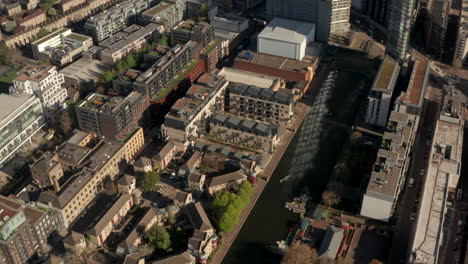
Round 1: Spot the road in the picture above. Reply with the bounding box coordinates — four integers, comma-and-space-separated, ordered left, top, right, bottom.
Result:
388, 99, 440, 263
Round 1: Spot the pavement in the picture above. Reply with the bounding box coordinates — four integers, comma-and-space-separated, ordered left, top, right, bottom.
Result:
388, 84, 441, 263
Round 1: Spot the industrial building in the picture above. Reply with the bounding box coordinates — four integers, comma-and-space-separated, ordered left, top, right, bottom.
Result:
257, 17, 316, 61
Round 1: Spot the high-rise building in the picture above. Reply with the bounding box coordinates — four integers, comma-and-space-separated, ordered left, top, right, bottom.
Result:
425, 0, 452, 57
0, 201, 37, 264
386, 0, 415, 62
75, 92, 149, 141
452, 0, 468, 68
266, 0, 350, 42
12, 64, 67, 117
0, 93, 45, 168
362, 0, 391, 27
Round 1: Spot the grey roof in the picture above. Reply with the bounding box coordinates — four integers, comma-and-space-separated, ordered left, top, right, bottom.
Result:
207, 170, 246, 188
134, 156, 152, 169
211, 112, 279, 137
118, 174, 135, 186
154, 141, 175, 161
194, 141, 206, 151
63, 231, 84, 247
60, 59, 109, 84
123, 253, 142, 264
228, 83, 293, 105
89, 194, 131, 236
66, 130, 89, 145
118, 208, 158, 252
318, 226, 344, 259
147, 251, 194, 264
31, 152, 58, 173
38, 170, 94, 208
181, 151, 202, 171
188, 172, 203, 183
185, 202, 213, 232
57, 143, 91, 165
0, 93, 37, 127
174, 191, 190, 203
206, 144, 218, 153
258, 17, 315, 44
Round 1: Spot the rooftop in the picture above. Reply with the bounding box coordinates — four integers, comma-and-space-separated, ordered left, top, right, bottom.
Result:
235, 50, 316, 73
31, 28, 70, 45
211, 112, 279, 137
258, 17, 315, 44
217, 67, 282, 89
89, 194, 131, 236
142, 1, 174, 16
185, 202, 213, 232
398, 53, 429, 106
207, 170, 246, 188
0, 196, 46, 226
82, 140, 123, 171
77, 93, 125, 112
0, 93, 37, 128
15, 64, 54, 83
372, 56, 400, 92
118, 207, 158, 251
228, 83, 293, 105
59, 59, 109, 83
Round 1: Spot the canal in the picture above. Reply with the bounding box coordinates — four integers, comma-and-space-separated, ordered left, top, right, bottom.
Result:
222, 49, 379, 264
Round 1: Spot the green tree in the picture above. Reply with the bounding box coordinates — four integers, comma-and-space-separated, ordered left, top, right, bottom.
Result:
4, 21, 16, 33
39, 0, 55, 11
167, 206, 175, 225
158, 35, 168, 46
322, 191, 341, 208
114, 61, 126, 74
281, 243, 318, 264
125, 54, 136, 68
138, 170, 159, 192
149, 225, 171, 251
238, 181, 253, 204
101, 71, 114, 83
37, 28, 50, 39
47, 7, 57, 16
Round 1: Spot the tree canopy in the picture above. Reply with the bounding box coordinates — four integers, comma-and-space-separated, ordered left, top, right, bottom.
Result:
138, 170, 159, 192
37, 28, 50, 39
281, 243, 318, 264
149, 225, 171, 251
322, 191, 341, 208
39, 0, 55, 11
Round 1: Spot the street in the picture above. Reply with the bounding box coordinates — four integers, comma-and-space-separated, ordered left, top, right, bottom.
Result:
389, 98, 440, 263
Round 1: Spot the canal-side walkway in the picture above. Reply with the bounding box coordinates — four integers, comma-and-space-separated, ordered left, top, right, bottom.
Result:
209, 102, 310, 264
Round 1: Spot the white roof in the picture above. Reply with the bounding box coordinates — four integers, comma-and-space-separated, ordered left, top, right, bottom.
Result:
258, 17, 315, 44
0, 93, 36, 126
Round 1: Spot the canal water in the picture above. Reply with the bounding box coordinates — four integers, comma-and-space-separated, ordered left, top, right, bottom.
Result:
222, 51, 378, 264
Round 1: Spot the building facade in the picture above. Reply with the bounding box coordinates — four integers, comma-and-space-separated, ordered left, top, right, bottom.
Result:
13, 65, 67, 116
386, 0, 415, 62
140, 1, 182, 29
225, 83, 294, 125
365, 56, 400, 127
76, 92, 149, 141
30, 28, 93, 67
0, 94, 45, 168
452, 1, 468, 68
84, 0, 152, 42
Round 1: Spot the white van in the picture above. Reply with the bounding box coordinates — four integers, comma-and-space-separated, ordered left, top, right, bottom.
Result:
409, 177, 414, 188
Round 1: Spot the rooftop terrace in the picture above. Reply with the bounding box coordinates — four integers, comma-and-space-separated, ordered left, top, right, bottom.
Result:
235, 50, 317, 73
372, 56, 399, 92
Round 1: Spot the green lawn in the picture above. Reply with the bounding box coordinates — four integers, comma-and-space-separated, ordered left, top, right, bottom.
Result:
0, 67, 18, 93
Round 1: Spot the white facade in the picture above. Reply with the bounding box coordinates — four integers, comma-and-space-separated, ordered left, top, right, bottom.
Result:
257, 18, 315, 60
13, 65, 67, 117
360, 193, 394, 222
365, 94, 393, 127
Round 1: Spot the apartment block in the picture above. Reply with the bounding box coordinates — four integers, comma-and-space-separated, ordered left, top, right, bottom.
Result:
209, 112, 280, 153
225, 83, 294, 125
0, 93, 45, 168
386, 0, 415, 62
85, 0, 152, 42
58, 0, 86, 12
0, 201, 37, 264
17, 10, 46, 28
88, 193, 133, 246
99, 23, 164, 64
0, 195, 64, 254
141, 1, 182, 29
134, 42, 196, 100
205, 170, 246, 195
36, 128, 144, 227
76, 92, 149, 141
171, 21, 214, 47
425, 0, 452, 56
30, 28, 93, 67
365, 56, 400, 127
234, 50, 318, 82
452, 1, 468, 68
152, 141, 177, 170
360, 54, 428, 222
211, 13, 249, 33
162, 73, 228, 149
13, 64, 67, 116
200, 37, 229, 71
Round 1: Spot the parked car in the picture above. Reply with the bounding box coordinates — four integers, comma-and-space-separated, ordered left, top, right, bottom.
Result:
409, 177, 415, 188
410, 213, 416, 221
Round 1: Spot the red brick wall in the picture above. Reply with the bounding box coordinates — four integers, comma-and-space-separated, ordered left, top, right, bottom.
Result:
233, 60, 313, 82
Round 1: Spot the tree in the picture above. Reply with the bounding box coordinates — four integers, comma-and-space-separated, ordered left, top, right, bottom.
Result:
167, 205, 175, 225
149, 225, 171, 251
199, 3, 208, 21
281, 243, 318, 264
158, 35, 169, 46
238, 180, 253, 204
47, 7, 57, 16
39, 0, 55, 11
37, 28, 50, 39
138, 243, 153, 257
351, 131, 364, 145
4, 21, 16, 33
50, 110, 73, 136
369, 259, 384, 264
125, 54, 136, 68
138, 170, 159, 192
101, 71, 114, 83
0, 42, 20, 65
322, 191, 341, 208
114, 61, 126, 74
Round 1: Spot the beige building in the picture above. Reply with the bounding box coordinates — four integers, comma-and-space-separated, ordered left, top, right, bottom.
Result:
17, 10, 46, 28
209, 112, 280, 153
205, 170, 246, 196
152, 141, 176, 170
185, 202, 217, 262
226, 83, 295, 125
37, 128, 145, 227
88, 193, 133, 246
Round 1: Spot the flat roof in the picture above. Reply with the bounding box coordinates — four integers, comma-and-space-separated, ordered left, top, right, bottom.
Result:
259, 17, 315, 44
31, 28, 70, 45
372, 56, 400, 92
217, 67, 282, 88
15, 64, 54, 83
235, 50, 315, 73
399, 53, 429, 106
89, 194, 131, 236
0, 93, 37, 127
142, 1, 174, 16
60, 59, 109, 83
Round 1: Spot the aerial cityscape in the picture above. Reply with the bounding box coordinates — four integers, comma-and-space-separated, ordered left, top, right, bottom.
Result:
0, 0, 465, 263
